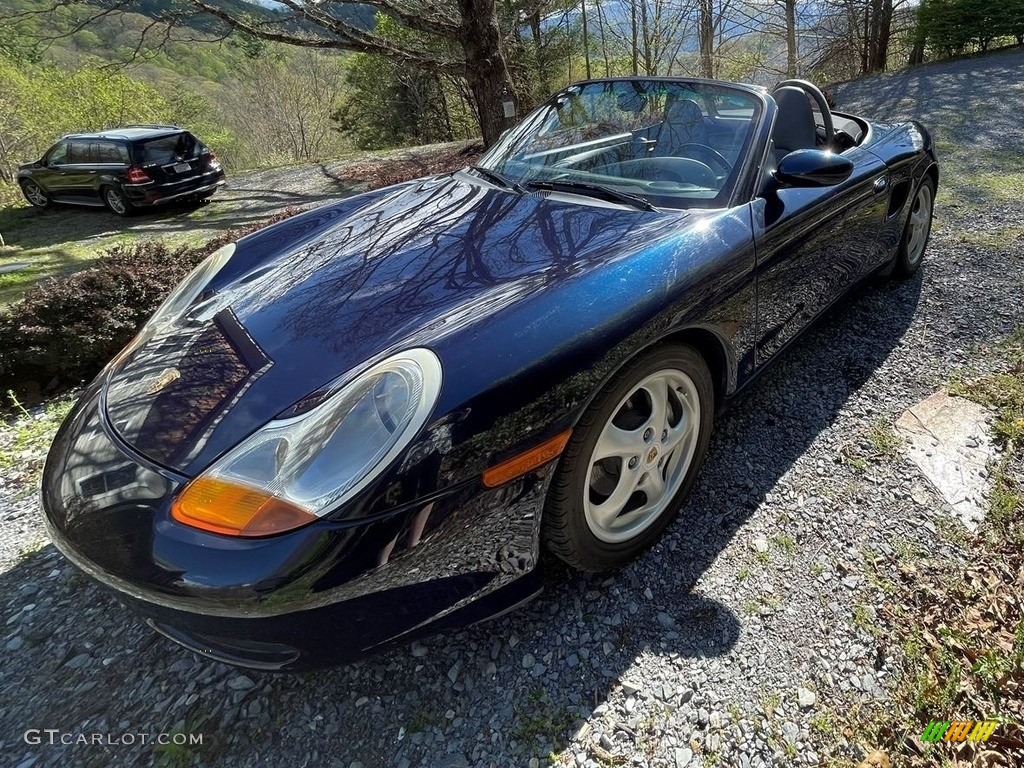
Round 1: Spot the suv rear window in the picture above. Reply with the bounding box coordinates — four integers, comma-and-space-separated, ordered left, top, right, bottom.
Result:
133, 133, 203, 166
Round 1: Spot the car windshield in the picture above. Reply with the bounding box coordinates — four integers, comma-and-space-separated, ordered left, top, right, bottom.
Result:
476, 80, 763, 209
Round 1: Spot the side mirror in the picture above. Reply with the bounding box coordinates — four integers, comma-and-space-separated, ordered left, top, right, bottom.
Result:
775, 149, 853, 188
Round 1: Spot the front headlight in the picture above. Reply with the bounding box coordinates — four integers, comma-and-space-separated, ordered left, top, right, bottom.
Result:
170, 348, 443, 536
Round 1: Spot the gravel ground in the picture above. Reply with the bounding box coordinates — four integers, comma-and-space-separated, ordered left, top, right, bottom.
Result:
2, 50, 1023, 768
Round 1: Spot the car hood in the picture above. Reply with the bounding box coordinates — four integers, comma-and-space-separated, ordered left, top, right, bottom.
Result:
102, 174, 692, 475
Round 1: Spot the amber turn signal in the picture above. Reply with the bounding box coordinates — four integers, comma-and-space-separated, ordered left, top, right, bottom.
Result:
171, 477, 318, 537
482, 429, 572, 488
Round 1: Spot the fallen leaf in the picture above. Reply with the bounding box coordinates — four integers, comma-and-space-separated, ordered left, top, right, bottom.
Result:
858, 749, 892, 768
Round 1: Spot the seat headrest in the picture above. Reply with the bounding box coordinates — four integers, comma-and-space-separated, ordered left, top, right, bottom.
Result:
664, 98, 703, 127
772, 86, 817, 154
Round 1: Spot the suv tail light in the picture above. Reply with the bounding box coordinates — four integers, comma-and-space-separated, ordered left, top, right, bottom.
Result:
205, 152, 221, 170
126, 167, 152, 184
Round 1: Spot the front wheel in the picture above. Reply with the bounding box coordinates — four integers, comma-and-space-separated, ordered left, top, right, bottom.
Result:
893, 176, 934, 277
103, 186, 134, 217
542, 344, 715, 572
20, 179, 50, 209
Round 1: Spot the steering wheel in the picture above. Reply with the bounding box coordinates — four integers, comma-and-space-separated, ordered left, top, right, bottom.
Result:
773, 79, 835, 147
675, 143, 731, 175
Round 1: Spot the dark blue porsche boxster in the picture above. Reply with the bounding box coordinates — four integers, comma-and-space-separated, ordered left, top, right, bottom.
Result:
41, 77, 937, 671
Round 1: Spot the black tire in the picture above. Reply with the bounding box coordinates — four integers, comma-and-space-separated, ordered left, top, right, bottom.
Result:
19, 179, 50, 209
542, 343, 715, 572
893, 176, 935, 278
102, 186, 134, 217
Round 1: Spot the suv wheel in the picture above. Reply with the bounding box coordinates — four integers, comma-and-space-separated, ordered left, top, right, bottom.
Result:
20, 180, 50, 209
103, 186, 133, 217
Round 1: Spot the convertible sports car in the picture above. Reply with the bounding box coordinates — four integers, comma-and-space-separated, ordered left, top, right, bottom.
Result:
42, 77, 937, 671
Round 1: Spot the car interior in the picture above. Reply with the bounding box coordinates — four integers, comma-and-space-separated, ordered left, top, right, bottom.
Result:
769, 79, 866, 162
493, 81, 765, 207
486, 78, 871, 209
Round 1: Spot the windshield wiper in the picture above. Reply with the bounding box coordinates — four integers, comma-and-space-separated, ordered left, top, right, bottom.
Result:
469, 165, 526, 193
524, 179, 656, 211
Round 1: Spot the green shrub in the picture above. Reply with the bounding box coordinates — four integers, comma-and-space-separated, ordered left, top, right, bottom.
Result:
0, 209, 301, 398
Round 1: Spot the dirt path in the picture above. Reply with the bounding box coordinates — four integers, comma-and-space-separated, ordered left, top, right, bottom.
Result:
0, 141, 480, 305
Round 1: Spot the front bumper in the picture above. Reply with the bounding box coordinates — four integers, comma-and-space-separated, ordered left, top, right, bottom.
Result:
41, 380, 550, 671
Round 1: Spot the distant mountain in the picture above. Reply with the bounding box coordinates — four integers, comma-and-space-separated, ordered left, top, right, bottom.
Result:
90, 0, 375, 36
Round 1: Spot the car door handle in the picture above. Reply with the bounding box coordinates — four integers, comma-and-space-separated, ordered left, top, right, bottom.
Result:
873, 176, 889, 193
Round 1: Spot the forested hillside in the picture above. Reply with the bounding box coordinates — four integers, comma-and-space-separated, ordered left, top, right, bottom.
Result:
1, 0, 1022, 205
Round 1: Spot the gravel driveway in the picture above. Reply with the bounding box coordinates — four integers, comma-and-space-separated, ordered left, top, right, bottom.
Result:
2, 49, 1023, 768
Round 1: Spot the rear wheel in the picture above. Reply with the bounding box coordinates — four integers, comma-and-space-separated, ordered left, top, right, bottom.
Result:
103, 186, 133, 217
894, 176, 934, 277
542, 344, 714, 572
20, 180, 50, 209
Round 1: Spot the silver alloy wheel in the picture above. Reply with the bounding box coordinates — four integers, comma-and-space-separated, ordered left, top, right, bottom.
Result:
23, 182, 47, 207
584, 368, 701, 543
105, 188, 127, 215
906, 183, 933, 267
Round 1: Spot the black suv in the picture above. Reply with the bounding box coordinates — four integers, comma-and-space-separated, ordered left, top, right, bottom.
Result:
17, 125, 227, 216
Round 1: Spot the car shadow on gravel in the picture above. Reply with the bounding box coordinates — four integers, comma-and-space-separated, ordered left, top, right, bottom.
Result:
0, 182, 348, 259
2, 271, 926, 768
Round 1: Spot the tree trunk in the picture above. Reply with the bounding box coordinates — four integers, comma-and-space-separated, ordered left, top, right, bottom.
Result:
909, 39, 925, 66
699, 0, 714, 78
784, 0, 797, 77
528, 11, 547, 93
581, 0, 592, 79
631, 0, 639, 75
861, 0, 870, 73
594, 0, 612, 77
458, 0, 517, 146
866, 0, 891, 71
640, 0, 652, 74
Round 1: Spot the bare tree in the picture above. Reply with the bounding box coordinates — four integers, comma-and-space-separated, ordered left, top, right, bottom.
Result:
587, 0, 699, 77
10, 0, 520, 145
779, 0, 798, 77
227, 48, 347, 164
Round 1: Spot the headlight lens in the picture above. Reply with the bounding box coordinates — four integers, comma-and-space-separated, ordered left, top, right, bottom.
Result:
171, 348, 443, 536
150, 243, 235, 330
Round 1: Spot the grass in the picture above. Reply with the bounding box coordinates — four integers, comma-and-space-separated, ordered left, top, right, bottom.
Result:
0, 204, 209, 305
150, 705, 215, 768
935, 147, 1024, 208
512, 687, 575, 747
760, 690, 782, 719
770, 534, 798, 557
827, 324, 1024, 767
0, 392, 75, 473
852, 603, 879, 636
954, 225, 1024, 249
406, 708, 441, 733
867, 419, 902, 455
810, 711, 833, 735
949, 325, 1024, 544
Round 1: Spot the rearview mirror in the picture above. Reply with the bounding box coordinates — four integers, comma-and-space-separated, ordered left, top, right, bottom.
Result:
775, 149, 853, 188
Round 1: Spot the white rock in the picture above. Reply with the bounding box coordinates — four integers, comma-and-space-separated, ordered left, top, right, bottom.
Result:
797, 687, 816, 709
